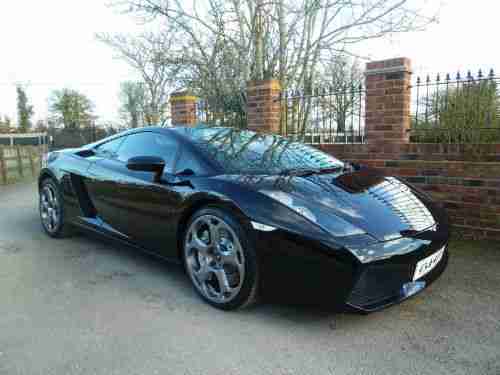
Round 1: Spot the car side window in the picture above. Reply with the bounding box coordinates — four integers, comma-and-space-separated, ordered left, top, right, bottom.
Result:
95, 137, 126, 158
116, 132, 178, 173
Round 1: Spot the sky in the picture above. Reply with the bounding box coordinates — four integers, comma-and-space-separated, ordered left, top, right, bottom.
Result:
0, 0, 499, 126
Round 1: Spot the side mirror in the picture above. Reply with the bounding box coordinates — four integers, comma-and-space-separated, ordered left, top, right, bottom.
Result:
350, 162, 364, 171
126, 156, 165, 183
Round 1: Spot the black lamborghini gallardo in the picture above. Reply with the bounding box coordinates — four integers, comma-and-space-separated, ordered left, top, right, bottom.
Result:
39, 126, 449, 311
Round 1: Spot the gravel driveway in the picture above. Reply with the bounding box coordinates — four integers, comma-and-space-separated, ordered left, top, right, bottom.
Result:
1, 182, 499, 375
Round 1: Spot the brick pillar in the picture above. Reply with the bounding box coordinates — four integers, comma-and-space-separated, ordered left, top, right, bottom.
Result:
170, 91, 198, 127
365, 58, 412, 144
247, 79, 281, 134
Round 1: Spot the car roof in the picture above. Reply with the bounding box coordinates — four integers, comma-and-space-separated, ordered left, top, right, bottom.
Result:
124, 126, 224, 174
89, 126, 250, 176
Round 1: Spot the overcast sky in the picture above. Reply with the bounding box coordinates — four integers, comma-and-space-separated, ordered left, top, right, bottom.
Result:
0, 0, 498, 126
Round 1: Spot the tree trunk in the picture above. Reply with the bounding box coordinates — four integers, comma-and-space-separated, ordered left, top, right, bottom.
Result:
254, 0, 264, 80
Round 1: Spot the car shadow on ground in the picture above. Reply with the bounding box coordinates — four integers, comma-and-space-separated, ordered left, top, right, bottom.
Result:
62, 229, 500, 337
59, 228, 371, 324
20, 194, 500, 336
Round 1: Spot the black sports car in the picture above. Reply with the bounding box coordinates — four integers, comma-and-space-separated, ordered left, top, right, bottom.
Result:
38, 126, 449, 311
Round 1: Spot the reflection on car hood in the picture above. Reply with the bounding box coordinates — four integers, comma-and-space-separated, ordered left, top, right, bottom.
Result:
220, 169, 437, 242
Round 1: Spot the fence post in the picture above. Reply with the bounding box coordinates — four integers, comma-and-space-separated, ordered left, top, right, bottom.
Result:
0, 147, 6, 185
16, 146, 23, 178
246, 79, 281, 134
170, 91, 198, 126
28, 147, 36, 177
365, 58, 412, 144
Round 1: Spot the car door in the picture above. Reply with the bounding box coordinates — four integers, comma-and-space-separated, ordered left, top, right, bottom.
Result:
79, 135, 127, 228
86, 131, 183, 255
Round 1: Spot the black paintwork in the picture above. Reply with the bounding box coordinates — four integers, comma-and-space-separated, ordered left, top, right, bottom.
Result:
38, 126, 449, 311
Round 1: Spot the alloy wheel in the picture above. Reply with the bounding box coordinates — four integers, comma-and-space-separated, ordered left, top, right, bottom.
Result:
184, 214, 245, 304
40, 184, 60, 234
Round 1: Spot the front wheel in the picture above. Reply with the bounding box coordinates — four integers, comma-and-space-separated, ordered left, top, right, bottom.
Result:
39, 178, 73, 238
183, 207, 259, 310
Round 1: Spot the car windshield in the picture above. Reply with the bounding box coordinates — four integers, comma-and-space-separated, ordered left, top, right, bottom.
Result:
176, 127, 344, 175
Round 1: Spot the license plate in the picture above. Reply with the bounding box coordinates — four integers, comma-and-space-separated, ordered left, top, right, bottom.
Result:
413, 247, 445, 281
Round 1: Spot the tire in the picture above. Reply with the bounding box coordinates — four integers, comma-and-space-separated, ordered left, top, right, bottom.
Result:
39, 178, 74, 238
182, 206, 259, 310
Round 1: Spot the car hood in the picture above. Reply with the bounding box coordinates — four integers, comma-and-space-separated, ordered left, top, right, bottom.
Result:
220, 169, 438, 242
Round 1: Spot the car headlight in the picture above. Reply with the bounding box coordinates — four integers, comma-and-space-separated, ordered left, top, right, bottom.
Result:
346, 236, 425, 263
259, 190, 365, 238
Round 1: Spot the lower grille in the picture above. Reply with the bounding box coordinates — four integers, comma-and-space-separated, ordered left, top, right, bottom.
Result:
347, 263, 412, 308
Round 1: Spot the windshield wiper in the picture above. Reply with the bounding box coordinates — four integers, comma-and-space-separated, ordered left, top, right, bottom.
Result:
315, 166, 345, 174
279, 168, 318, 177
280, 166, 345, 177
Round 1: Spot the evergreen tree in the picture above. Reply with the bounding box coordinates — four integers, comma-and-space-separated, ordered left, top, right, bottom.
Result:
413, 80, 500, 143
16, 86, 34, 133
49, 89, 94, 129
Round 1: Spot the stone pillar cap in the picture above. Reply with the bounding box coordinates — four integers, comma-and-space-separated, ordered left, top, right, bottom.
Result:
170, 91, 198, 102
365, 57, 412, 76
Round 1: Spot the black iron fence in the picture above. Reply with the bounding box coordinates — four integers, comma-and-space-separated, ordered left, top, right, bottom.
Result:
197, 97, 247, 129
411, 69, 500, 143
0, 133, 49, 146
280, 85, 366, 144
48, 126, 120, 151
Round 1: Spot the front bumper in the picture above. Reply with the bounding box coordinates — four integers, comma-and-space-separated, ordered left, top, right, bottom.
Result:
254, 226, 449, 311
346, 244, 449, 312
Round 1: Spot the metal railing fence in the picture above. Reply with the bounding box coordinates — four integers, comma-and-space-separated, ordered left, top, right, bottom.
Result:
280, 85, 366, 144
411, 69, 500, 143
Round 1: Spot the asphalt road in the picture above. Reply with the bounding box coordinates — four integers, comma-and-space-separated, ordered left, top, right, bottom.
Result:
1, 182, 500, 375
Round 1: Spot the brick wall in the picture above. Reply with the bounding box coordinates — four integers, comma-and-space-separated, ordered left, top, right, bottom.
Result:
318, 143, 500, 240
319, 57, 500, 240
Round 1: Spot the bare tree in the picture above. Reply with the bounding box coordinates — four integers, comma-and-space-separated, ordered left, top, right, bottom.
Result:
105, 0, 436, 129
119, 81, 146, 128
319, 54, 364, 132
121, 0, 434, 83
35, 119, 48, 133
97, 31, 185, 125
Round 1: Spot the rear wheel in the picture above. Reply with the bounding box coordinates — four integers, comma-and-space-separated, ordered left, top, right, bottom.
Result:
39, 179, 73, 238
183, 207, 259, 310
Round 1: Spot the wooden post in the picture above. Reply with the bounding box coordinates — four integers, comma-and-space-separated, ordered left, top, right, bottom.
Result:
28, 147, 36, 177
40, 145, 48, 169
16, 147, 23, 178
0, 147, 6, 185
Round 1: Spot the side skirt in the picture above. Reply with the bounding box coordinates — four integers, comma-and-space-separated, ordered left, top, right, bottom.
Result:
70, 219, 182, 266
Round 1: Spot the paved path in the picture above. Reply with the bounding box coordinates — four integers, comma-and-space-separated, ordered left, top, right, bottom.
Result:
1, 183, 499, 375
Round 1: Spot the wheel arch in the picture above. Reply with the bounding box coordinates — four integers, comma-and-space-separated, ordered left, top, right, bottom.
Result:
38, 168, 58, 189
175, 195, 252, 262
